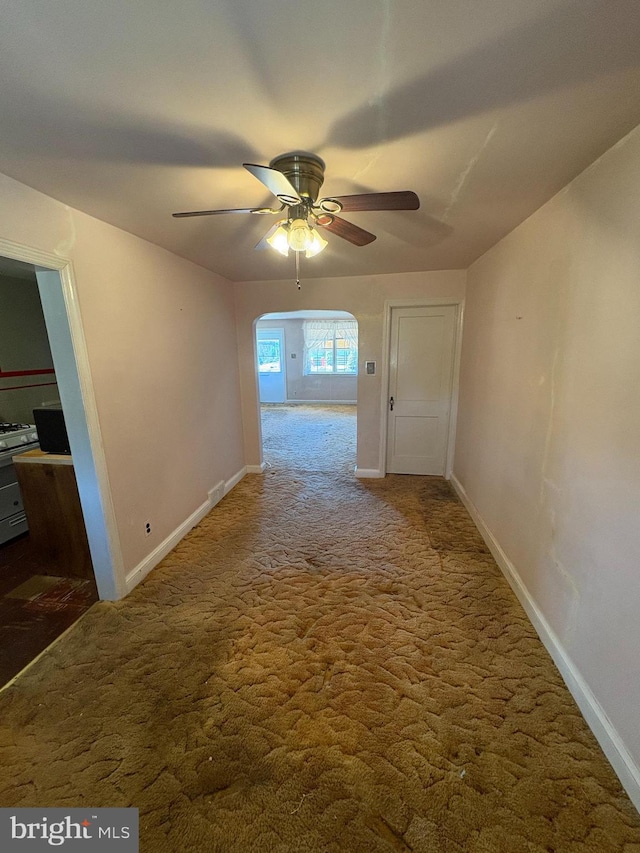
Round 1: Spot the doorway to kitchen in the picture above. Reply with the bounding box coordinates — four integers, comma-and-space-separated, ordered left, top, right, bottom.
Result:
0, 255, 98, 685
0, 240, 121, 687
255, 311, 358, 475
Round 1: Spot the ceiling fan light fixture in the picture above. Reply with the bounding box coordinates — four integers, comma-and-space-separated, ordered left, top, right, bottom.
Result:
266, 223, 290, 256
279, 218, 329, 258
287, 218, 311, 253
305, 228, 328, 258
264, 217, 327, 259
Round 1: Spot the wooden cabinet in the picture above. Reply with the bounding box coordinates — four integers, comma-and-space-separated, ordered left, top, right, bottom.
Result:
13, 450, 95, 581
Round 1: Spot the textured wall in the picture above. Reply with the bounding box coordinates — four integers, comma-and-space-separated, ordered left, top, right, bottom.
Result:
455, 124, 640, 776
0, 172, 245, 584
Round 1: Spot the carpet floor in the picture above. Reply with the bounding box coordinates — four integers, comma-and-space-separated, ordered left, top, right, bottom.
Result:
0, 404, 638, 852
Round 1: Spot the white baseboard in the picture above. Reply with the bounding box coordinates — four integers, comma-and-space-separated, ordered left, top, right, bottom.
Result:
125, 466, 249, 594
125, 499, 211, 593
208, 480, 225, 507
244, 463, 266, 475
282, 399, 357, 405
450, 474, 640, 814
355, 467, 384, 479
225, 467, 249, 492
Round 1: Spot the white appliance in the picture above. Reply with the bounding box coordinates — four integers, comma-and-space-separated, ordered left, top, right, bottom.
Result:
0, 423, 39, 545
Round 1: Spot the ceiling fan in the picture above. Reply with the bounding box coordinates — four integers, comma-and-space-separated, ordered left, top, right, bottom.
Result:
172, 151, 420, 258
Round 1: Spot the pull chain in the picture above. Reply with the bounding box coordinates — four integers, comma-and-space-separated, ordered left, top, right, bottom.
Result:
295, 251, 301, 290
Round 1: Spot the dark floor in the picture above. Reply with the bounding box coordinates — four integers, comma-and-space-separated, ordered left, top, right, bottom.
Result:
1, 405, 638, 851
0, 533, 97, 687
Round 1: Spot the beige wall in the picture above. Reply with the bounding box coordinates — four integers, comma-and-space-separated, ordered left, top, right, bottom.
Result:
236, 271, 466, 472
0, 172, 244, 584
454, 125, 640, 776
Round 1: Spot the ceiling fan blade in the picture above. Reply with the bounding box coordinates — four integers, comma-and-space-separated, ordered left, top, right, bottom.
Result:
319, 215, 376, 246
323, 190, 420, 212
172, 206, 277, 218
243, 163, 302, 204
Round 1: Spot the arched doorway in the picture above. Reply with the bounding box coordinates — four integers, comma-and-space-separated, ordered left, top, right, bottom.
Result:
255, 310, 358, 474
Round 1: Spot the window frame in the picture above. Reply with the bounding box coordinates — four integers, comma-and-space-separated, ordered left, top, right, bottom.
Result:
303, 322, 358, 376
256, 335, 283, 374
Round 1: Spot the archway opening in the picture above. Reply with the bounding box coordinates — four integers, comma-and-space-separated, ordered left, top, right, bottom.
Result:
255, 310, 358, 475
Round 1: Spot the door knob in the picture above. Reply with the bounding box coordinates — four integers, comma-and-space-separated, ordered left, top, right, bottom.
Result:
389, 396, 394, 411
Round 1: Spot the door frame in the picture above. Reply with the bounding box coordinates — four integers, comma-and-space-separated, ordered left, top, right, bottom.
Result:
379, 297, 465, 479
0, 236, 124, 599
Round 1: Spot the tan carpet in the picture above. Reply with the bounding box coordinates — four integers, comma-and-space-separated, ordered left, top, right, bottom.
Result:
0, 404, 638, 852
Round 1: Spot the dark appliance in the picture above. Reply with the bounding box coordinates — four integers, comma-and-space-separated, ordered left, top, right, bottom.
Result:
33, 405, 71, 455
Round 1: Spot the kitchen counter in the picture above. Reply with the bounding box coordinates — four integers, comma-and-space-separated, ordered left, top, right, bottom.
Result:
13, 449, 94, 580
12, 448, 73, 466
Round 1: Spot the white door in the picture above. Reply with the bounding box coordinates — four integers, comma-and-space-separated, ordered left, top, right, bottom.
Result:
386, 305, 456, 475
257, 328, 286, 403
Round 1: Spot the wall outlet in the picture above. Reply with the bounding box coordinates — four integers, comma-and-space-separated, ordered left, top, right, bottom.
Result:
144, 521, 152, 536
208, 481, 225, 507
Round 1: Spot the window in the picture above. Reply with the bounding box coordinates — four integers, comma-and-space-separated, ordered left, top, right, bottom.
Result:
303, 320, 358, 375
257, 337, 282, 373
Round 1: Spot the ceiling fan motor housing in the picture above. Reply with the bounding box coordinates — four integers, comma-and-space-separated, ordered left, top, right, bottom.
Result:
270, 151, 326, 204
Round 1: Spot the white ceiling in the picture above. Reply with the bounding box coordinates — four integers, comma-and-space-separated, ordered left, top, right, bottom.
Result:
1, 0, 639, 282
